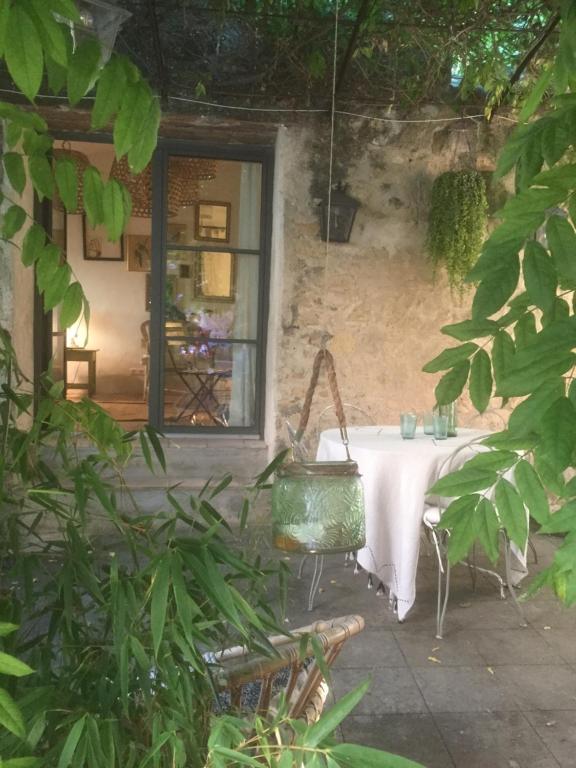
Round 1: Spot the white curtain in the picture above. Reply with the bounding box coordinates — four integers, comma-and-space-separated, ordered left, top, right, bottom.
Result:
230, 163, 261, 426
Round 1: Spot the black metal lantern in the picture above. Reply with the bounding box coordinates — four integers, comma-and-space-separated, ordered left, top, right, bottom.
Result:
320, 184, 360, 243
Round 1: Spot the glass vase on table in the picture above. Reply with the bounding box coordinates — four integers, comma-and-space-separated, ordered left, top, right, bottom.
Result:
433, 401, 457, 437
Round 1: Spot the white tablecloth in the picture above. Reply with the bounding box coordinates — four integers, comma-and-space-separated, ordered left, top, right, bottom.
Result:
316, 426, 492, 621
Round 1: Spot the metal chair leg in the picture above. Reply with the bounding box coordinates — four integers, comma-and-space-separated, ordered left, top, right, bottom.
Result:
307, 554, 324, 612
503, 533, 528, 627
298, 555, 308, 580
431, 527, 451, 640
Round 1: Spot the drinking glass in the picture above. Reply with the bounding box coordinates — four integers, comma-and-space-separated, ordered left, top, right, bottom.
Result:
400, 412, 417, 439
423, 412, 434, 435
433, 413, 448, 440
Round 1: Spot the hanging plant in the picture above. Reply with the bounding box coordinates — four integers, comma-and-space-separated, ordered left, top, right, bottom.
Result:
427, 170, 488, 293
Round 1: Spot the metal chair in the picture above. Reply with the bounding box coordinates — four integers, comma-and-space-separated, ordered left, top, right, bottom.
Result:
423, 435, 528, 639
213, 614, 365, 723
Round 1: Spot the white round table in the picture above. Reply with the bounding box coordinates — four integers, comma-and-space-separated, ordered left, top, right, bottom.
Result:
316, 425, 487, 620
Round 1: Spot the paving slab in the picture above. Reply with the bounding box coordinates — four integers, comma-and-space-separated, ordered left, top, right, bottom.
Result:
524, 710, 576, 767
412, 666, 520, 713
434, 711, 560, 768
331, 667, 428, 714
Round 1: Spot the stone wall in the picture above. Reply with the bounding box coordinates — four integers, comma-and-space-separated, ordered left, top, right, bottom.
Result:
269, 111, 512, 454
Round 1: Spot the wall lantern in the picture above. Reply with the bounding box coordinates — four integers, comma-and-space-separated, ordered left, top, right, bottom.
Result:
320, 184, 360, 243
68, 1, 131, 62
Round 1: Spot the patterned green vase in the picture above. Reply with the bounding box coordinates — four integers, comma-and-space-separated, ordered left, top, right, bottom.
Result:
272, 461, 366, 554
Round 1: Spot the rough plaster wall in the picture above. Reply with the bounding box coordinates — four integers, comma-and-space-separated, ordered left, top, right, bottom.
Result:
272, 113, 511, 453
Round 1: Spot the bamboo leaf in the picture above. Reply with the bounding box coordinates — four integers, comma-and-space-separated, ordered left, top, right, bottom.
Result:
151, 556, 171, 657
0, 687, 26, 739
306, 679, 370, 747
5, 6, 43, 102
330, 743, 424, 768
57, 715, 87, 768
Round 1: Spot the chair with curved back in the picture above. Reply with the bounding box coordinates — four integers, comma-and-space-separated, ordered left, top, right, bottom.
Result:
423, 434, 528, 639
140, 320, 150, 401
213, 614, 365, 723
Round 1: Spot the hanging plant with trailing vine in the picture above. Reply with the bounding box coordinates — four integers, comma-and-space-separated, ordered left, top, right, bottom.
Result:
427, 170, 488, 292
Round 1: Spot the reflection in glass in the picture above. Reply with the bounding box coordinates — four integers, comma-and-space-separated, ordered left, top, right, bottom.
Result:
166, 157, 262, 250
163, 340, 256, 428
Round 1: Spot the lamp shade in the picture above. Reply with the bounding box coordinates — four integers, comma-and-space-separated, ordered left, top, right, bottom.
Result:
320, 184, 360, 243
74, 0, 131, 62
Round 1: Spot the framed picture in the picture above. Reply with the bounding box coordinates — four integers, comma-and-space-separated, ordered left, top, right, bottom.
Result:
83, 218, 123, 262
194, 201, 231, 242
52, 208, 67, 258
196, 251, 236, 301
124, 234, 152, 272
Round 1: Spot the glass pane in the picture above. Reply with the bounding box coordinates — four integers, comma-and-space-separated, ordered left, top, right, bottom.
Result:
166, 157, 262, 250
166, 250, 259, 341
163, 341, 257, 428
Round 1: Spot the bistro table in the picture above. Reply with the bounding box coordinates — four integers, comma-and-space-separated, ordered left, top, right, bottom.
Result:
316, 425, 490, 621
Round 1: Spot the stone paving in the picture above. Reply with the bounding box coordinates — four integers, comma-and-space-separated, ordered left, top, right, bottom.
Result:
281, 534, 576, 768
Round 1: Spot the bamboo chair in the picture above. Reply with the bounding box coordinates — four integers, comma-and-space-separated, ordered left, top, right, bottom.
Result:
213, 614, 365, 723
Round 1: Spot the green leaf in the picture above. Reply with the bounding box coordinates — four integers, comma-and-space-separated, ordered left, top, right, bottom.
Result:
306, 680, 370, 747
113, 80, 154, 160
3, 152, 26, 195
3, 758, 40, 768
91, 55, 127, 130
491, 330, 515, 386
83, 166, 105, 227
498, 353, 576, 398
21, 223, 46, 267
144, 425, 166, 472
59, 282, 84, 329
434, 361, 470, 406
429, 466, 498, 497
151, 556, 171, 657
2, 205, 27, 239
0, 1, 9, 58
495, 478, 528, 550
127, 97, 161, 174
36, 245, 61, 293
540, 501, 576, 534
514, 312, 538, 350
441, 495, 481, 563
423, 343, 478, 374
29, 0, 68, 67
470, 349, 492, 413
210, 748, 262, 768
0, 623, 19, 637
0, 651, 33, 677
54, 158, 78, 213
68, 38, 102, 106
331, 744, 424, 768
29, 154, 55, 200
44, 262, 71, 310
540, 397, 576, 472
523, 240, 557, 314
463, 449, 517, 474
441, 319, 499, 341
102, 179, 125, 241
0, 687, 26, 739
508, 378, 565, 436
477, 497, 500, 564
472, 255, 520, 319
514, 460, 550, 525
466, 240, 523, 283
547, 215, 576, 288
5, 6, 43, 102
518, 65, 553, 122
57, 715, 87, 768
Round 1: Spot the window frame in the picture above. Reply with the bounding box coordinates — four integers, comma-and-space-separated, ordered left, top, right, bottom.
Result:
150, 141, 274, 436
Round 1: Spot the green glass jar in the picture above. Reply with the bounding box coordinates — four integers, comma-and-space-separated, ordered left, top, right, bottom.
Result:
272, 460, 365, 554
435, 401, 457, 437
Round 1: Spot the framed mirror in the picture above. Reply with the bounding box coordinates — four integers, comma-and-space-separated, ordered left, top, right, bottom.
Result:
194, 201, 231, 242
196, 251, 235, 301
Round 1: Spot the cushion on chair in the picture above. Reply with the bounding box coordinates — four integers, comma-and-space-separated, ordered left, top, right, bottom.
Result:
423, 505, 442, 527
